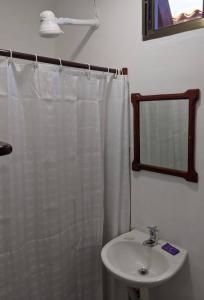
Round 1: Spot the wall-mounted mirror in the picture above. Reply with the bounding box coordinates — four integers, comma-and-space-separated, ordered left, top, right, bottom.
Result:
131, 90, 200, 182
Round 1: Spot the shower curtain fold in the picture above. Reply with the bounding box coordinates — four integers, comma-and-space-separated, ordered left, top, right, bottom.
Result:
0, 59, 130, 300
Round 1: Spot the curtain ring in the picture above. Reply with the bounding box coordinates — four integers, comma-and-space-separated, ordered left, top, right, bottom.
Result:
114, 68, 120, 78
8, 49, 13, 65
114, 68, 118, 78
9, 50, 13, 59
88, 64, 91, 80
106, 67, 111, 82
34, 54, 38, 70
59, 58, 63, 72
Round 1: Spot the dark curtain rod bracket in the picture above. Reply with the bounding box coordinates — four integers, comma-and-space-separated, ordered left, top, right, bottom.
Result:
0, 49, 128, 75
0, 142, 12, 156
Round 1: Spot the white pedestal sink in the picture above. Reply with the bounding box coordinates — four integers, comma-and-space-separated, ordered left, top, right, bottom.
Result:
101, 229, 187, 290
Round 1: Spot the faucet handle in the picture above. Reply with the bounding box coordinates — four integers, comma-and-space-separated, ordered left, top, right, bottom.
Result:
147, 226, 158, 236
143, 226, 159, 246
147, 226, 158, 231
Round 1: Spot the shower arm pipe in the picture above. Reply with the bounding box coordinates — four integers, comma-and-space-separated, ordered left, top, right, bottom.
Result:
57, 17, 100, 27
0, 49, 128, 75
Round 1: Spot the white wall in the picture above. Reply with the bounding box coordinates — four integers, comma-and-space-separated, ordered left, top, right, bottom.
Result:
55, 1, 204, 300
0, 0, 56, 56
55, 0, 135, 67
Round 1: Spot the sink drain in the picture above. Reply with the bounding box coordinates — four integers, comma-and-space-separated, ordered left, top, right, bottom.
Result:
138, 267, 149, 275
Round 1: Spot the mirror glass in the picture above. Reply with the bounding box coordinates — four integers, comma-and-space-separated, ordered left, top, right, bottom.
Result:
140, 99, 189, 171
156, 0, 203, 29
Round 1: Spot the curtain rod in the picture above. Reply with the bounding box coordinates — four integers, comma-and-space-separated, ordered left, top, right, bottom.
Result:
0, 49, 128, 75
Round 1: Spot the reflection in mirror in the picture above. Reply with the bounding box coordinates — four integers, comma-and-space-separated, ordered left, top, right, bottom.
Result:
155, 0, 203, 30
140, 100, 189, 171
143, 0, 204, 40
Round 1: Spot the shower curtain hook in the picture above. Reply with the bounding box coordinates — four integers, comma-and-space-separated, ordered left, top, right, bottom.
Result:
114, 68, 118, 79
106, 67, 111, 82
59, 58, 63, 72
34, 54, 38, 70
8, 49, 13, 65
88, 64, 91, 80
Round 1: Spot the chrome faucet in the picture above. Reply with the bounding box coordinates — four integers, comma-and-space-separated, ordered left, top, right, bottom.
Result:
143, 226, 159, 247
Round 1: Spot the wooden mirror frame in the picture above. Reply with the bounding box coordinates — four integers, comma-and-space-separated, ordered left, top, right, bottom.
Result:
131, 89, 200, 182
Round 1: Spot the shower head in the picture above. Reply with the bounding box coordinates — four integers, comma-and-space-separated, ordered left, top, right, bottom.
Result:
39, 10, 100, 38
40, 11, 64, 38
0, 142, 12, 156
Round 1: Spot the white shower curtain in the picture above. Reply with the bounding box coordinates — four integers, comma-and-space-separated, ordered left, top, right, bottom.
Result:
0, 59, 130, 300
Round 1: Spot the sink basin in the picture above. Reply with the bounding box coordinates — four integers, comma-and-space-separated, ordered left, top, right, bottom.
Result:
101, 229, 187, 288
